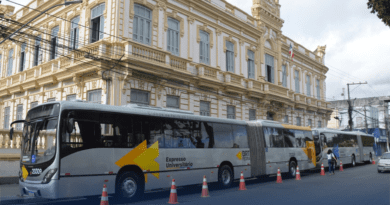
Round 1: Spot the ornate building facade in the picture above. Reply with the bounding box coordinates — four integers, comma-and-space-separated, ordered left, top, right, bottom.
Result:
0, 0, 332, 149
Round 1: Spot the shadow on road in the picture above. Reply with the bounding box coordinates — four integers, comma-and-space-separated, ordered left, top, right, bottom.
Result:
4, 163, 377, 205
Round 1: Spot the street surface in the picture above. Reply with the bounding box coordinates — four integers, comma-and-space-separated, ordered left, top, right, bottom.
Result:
1, 163, 389, 205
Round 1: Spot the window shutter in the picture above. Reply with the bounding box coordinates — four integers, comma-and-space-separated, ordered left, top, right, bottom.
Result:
7, 49, 13, 76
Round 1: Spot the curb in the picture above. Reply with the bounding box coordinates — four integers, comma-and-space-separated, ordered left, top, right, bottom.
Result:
0, 177, 19, 185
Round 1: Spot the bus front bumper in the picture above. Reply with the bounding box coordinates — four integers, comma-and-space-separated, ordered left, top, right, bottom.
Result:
19, 179, 59, 199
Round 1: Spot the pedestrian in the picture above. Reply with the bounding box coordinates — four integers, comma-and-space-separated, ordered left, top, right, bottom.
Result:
327, 149, 337, 175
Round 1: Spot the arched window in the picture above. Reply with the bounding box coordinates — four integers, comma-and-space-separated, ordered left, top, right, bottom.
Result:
50, 26, 59, 60
265, 54, 274, 83
33, 35, 42, 66
226, 41, 234, 72
91, 4, 105, 43
167, 18, 179, 55
70, 16, 80, 50
133, 4, 152, 45
294, 70, 300, 93
19, 43, 26, 72
306, 75, 311, 97
248, 50, 255, 79
7, 48, 14, 76
282, 65, 287, 87
199, 31, 210, 65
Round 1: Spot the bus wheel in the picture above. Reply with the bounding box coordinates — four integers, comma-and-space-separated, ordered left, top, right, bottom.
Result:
351, 156, 356, 167
117, 171, 144, 201
218, 165, 233, 188
288, 161, 297, 178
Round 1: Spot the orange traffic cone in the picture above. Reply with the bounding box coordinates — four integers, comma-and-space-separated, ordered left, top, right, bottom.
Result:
295, 166, 301, 180
201, 175, 209, 197
372, 159, 376, 165
320, 163, 325, 176
339, 161, 344, 171
239, 171, 247, 190
168, 179, 178, 204
276, 168, 283, 183
100, 184, 109, 205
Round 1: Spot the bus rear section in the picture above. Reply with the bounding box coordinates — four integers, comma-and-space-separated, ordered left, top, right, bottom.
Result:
312, 129, 375, 169
246, 121, 315, 178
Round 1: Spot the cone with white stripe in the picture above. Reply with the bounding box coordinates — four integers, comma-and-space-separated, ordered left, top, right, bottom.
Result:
168, 179, 178, 204
239, 171, 247, 190
339, 160, 344, 171
295, 166, 301, 180
320, 163, 325, 176
276, 168, 283, 183
201, 175, 210, 197
100, 184, 109, 205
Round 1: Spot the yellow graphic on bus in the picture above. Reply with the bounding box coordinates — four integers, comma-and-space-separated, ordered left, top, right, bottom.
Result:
22, 165, 28, 180
236, 151, 242, 160
115, 140, 160, 183
282, 124, 316, 167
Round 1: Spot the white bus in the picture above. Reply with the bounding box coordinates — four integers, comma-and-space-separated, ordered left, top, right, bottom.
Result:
11, 101, 315, 200
312, 128, 375, 168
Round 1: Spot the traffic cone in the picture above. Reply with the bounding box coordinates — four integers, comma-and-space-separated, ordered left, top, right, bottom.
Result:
100, 184, 109, 205
276, 168, 283, 183
168, 179, 178, 204
320, 163, 325, 176
201, 175, 209, 197
295, 166, 301, 180
339, 161, 344, 171
239, 171, 247, 190
372, 159, 376, 165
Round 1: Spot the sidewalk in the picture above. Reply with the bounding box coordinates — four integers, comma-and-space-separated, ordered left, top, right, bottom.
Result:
0, 161, 19, 185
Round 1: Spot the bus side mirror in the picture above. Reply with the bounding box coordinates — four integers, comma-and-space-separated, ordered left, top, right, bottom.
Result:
67, 118, 74, 133
9, 127, 14, 141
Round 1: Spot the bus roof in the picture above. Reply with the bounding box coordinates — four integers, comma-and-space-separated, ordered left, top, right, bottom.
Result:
312, 128, 374, 137
281, 124, 312, 131
42, 101, 248, 125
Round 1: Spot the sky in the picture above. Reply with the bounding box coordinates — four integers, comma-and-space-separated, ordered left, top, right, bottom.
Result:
5, 0, 390, 101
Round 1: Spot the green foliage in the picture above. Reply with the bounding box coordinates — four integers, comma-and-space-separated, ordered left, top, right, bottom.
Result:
367, 0, 390, 27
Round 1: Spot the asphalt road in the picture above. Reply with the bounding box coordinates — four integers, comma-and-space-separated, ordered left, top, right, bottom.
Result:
1, 162, 389, 205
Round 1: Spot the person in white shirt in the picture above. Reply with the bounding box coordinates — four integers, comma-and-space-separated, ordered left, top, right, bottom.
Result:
327, 149, 337, 175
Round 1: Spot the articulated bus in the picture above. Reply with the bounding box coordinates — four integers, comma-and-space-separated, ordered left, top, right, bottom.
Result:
312, 128, 375, 168
11, 101, 315, 200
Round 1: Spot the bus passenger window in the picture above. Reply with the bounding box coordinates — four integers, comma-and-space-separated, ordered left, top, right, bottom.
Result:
283, 129, 295, 148
201, 122, 213, 148
213, 123, 233, 148
173, 120, 192, 148
232, 125, 248, 148
191, 122, 205, 148
149, 120, 164, 148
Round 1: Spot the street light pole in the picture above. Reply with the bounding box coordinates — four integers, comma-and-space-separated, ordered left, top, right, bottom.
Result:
0, 0, 82, 45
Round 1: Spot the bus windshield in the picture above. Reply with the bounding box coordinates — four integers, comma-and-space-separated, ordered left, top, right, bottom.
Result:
21, 103, 60, 164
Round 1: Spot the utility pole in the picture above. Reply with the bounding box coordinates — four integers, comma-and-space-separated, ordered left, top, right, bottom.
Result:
347, 82, 367, 131
364, 106, 368, 133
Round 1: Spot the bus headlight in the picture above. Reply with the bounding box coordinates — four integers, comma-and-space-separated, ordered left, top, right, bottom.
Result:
42, 169, 57, 184
19, 170, 24, 182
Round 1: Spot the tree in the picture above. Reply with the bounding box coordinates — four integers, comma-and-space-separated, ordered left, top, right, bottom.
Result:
367, 0, 390, 27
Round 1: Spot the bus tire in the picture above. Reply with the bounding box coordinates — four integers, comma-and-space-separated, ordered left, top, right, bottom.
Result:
288, 161, 297, 178
218, 165, 234, 188
116, 171, 144, 201
351, 155, 356, 167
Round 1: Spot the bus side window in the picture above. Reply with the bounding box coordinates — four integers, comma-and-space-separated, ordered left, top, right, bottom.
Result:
213, 123, 233, 148
283, 129, 295, 148
232, 125, 248, 148
149, 119, 164, 148
263, 127, 271, 147
173, 120, 192, 148
190, 121, 205, 148
201, 122, 213, 148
